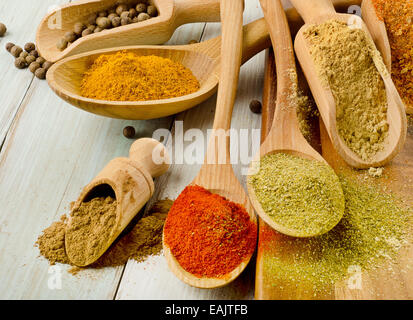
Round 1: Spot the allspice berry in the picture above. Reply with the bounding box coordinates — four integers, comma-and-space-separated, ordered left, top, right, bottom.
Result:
56, 38, 68, 51
137, 13, 150, 22
116, 4, 128, 15
11, 46, 23, 58
29, 62, 41, 73
30, 50, 39, 58
94, 27, 103, 33
20, 51, 29, 59
36, 57, 46, 66
35, 68, 47, 79
74, 22, 86, 36
147, 5, 158, 17
25, 55, 36, 64
112, 17, 121, 28
129, 8, 137, 19
123, 126, 136, 139
82, 28, 93, 37
121, 17, 131, 26
87, 24, 96, 32
96, 17, 111, 29
5, 42, 14, 52
24, 42, 36, 53
120, 11, 130, 19
136, 3, 147, 13
42, 61, 53, 71
15, 57, 27, 69
64, 31, 77, 43
107, 13, 118, 21
0, 23, 6, 37
249, 100, 262, 114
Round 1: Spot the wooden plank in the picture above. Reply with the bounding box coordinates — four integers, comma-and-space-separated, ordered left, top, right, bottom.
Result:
115, 0, 265, 300
0, 0, 70, 145
0, 18, 206, 299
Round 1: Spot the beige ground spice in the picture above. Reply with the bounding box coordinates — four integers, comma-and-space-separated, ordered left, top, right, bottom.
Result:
36, 200, 172, 272
304, 20, 389, 161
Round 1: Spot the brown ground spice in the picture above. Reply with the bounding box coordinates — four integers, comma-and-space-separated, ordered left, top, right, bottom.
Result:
35, 199, 172, 272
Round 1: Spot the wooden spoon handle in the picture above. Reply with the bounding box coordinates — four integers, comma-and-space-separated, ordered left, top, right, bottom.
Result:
174, 0, 221, 24
290, 0, 337, 24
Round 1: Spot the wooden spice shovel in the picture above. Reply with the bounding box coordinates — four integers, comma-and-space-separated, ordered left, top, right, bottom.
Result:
246, 0, 344, 238
65, 138, 170, 267
46, 17, 270, 120
36, 0, 221, 63
162, 0, 257, 289
291, 0, 407, 169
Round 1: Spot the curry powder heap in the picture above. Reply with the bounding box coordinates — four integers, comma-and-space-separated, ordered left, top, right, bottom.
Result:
80, 51, 200, 101
304, 20, 389, 161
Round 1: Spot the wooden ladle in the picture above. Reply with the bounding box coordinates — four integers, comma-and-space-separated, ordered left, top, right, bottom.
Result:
46, 18, 270, 120
291, 0, 407, 169
163, 0, 257, 289
65, 138, 170, 267
246, 0, 345, 238
36, 0, 221, 63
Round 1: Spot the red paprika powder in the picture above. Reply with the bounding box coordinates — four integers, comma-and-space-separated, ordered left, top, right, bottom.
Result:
164, 185, 257, 278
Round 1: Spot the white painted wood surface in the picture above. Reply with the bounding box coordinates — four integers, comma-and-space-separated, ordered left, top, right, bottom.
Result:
0, 0, 273, 299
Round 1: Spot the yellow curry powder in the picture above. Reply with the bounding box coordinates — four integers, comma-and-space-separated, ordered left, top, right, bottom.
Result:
80, 51, 200, 101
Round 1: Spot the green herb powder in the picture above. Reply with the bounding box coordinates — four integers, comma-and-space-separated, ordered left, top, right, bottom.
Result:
249, 153, 345, 237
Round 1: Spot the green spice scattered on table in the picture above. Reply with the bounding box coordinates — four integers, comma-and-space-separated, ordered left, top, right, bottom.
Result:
249, 153, 344, 237
304, 20, 389, 161
261, 176, 412, 292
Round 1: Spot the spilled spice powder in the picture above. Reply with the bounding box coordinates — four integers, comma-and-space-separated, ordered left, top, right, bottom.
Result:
35, 199, 173, 272
163, 185, 257, 278
304, 19, 389, 161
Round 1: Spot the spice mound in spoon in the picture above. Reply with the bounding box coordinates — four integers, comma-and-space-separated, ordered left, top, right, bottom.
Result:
65, 196, 117, 266
163, 185, 257, 278
249, 153, 345, 237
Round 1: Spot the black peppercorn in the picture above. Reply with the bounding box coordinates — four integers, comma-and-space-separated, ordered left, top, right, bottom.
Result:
123, 126, 136, 139
249, 100, 262, 114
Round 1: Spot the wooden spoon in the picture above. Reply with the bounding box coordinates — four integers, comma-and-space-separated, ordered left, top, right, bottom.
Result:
361, 0, 391, 71
46, 18, 270, 120
36, 0, 221, 63
291, 0, 407, 169
246, 0, 344, 238
163, 0, 257, 289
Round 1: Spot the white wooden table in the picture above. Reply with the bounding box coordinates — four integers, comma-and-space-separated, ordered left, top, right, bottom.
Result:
0, 0, 279, 299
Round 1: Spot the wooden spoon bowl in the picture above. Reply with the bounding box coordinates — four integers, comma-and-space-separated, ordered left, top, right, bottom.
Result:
46, 18, 270, 120
36, 0, 221, 63
291, 0, 407, 169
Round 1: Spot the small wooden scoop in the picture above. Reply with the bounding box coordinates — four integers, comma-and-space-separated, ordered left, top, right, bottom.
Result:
36, 0, 221, 63
65, 138, 170, 267
163, 0, 257, 289
291, 0, 407, 169
246, 0, 344, 238
46, 18, 270, 120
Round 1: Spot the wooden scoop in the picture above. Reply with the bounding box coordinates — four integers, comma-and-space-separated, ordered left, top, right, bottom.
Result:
36, 0, 221, 63
46, 18, 270, 120
65, 138, 170, 267
163, 0, 257, 289
291, 0, 407, 169
246, 0, 344, 238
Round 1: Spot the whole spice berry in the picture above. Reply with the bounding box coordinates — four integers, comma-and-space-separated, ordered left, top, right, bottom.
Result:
29, 62, 41, 73
147, 5, 158, 17
36, 57, 46, 66
25, 55, 36, 64
96, 17, 111, 29
107, 13, 118, 21
24, 42, 36, 53
129, 8, 137, 19
120, 11, 130, 19
137, 13, 150, 22
249, 100, 262, 114
112, 17, 121, 28
121, 17, 131, 26
136, 3, 147, 13
94, 27, 103, 33
56, 38, 68, 51
42, 61, 53, 71
63, 31, 77, 43
35, 68, 47, 79
15, 57, 27, 69
116, 4, 128, 15
87, 13, 98, 25
30, 49, 39, 58
5, 42, 14, 52
73, 22, 85, 36
19, 51, 29, 59
0, 23, 6, 37
87, 24, 96, 32
11, 46, 23, 58
123, 126, 136, 139
82, 28, 93, 37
